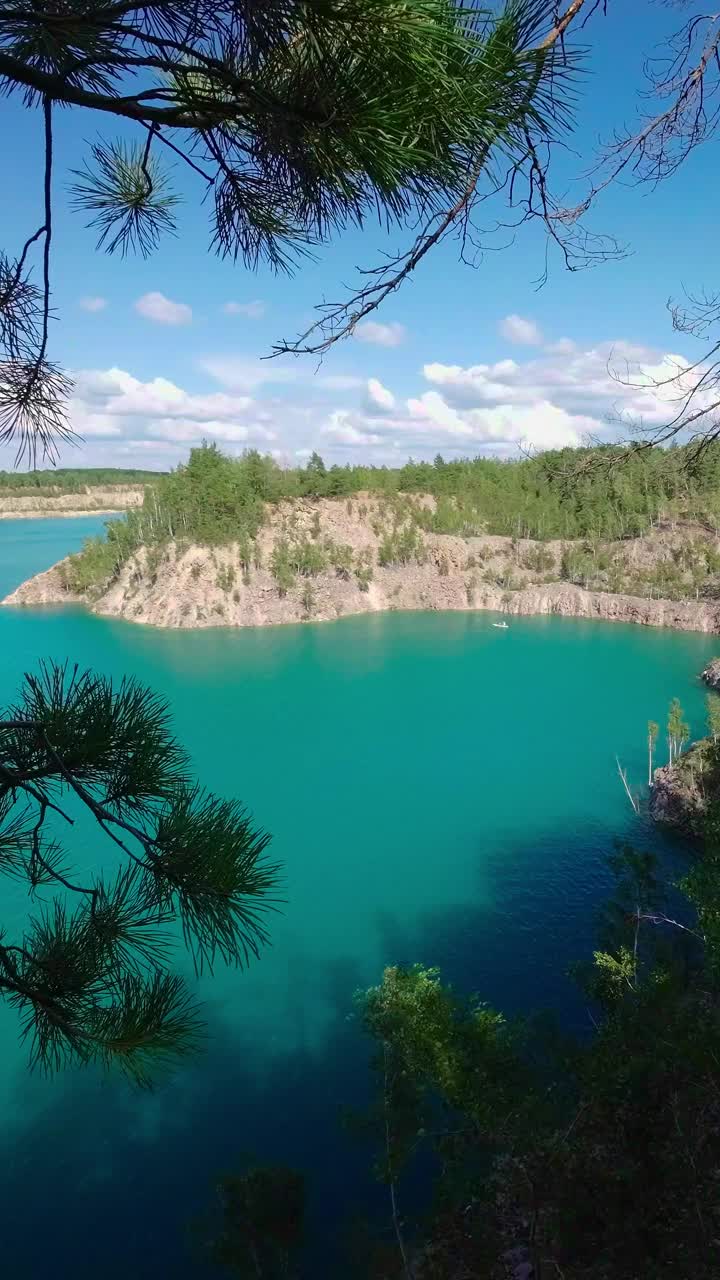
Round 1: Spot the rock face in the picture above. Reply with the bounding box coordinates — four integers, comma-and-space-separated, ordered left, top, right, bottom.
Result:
702, 658, 720, 691
0, 485, 143, 519
649, 740, 718, 836
7, 496, 720, 634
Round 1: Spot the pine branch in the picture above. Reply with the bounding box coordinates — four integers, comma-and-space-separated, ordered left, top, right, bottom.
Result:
0, 662, 278, 1081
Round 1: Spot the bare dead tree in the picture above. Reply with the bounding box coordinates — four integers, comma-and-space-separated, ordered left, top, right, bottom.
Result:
558, 6, 720, 456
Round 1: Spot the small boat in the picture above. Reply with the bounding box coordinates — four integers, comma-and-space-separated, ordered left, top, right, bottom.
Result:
492, 621, 509, 630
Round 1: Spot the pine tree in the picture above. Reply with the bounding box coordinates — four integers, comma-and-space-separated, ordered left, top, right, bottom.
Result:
0, 2, 589, 463
0, 662, 277, 1084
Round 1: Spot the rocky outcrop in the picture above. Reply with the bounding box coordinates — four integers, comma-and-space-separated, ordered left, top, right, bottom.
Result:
702, 657, 720, 691
8, 543, 720, 634
7, 497, 720, 634
649, 740, 719, 836
0, 485, 144, 519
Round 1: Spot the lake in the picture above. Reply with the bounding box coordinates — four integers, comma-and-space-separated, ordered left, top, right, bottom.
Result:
0, 517, 715, 1277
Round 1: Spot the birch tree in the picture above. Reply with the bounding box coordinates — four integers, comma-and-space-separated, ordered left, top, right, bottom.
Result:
667, 697, 690, 765
647, 720, 659, 785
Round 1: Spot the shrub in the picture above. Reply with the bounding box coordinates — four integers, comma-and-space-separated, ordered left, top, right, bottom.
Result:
61, 537, 120, 593
290, 538, 328, 577
330, 542, 354, 580
271, 541, 296, 597
216, 565, 236, 593
521, 545, 555, 573
378, 524, 426, 567
145, 545, 163, 580
301, 583, 316, 617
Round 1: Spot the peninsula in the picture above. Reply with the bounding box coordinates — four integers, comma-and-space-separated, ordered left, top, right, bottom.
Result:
0, 467, 159, 519
6, 444, 720, 633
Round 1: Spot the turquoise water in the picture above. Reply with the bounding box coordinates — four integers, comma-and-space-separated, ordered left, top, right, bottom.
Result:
0, 519, 717, 1276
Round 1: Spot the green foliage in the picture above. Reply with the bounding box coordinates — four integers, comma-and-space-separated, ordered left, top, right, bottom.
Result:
522, 545, 555, 572
289, 539, 328, 577
0, 662, 277, 1084
377, 524, 426, 567
270, 532, 328, 598
216, 565, 236, 593
349, 826, 720, 1280
0, 468, 160, 493
300, 582, 315, 617
198, 1164, 304, 1277
667, 696, 690, 762
61, 535, 120, 593
354, 549, 374, 593
359, 964, 529, 1191
64, 441, 720, 610
270, 542, 296, 598
329, 542, 354, 580
706, 693, 720, 744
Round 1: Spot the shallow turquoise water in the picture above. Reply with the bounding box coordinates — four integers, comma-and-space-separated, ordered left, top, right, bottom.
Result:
0, 520, 717, 1276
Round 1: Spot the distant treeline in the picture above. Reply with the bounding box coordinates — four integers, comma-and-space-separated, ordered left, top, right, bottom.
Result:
65, 441, 720, 590
0, 468, 163, 492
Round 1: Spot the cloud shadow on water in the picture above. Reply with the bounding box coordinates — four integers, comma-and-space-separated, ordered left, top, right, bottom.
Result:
0, 818, 682, 1279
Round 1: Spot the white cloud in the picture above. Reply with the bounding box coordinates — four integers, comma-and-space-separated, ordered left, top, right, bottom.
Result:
366, 378, 395, 412
3, 327, 707, 472
147, 419, 275, 444
499, 314, 543, 346
320, 411, 382, 447
134, 291, 192, 326
199, 355, 298, 391
422, 342, 706, 430
223, 300, 266, 319
406, 391, 474, 437
67, 367, 273, 453
317, 374, 365, 391
545, 337, 576, 356
353, 321, 407, 348
79, 296, 107, 313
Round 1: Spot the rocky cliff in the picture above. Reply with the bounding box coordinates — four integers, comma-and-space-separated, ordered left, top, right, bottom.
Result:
7, 496, 720, 634
649, 739, 720, 836
702, 657, 720, 690
0, 485, 144, 519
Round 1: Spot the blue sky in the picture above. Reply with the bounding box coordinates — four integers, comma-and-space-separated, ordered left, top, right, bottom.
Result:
1, 2, 718, 470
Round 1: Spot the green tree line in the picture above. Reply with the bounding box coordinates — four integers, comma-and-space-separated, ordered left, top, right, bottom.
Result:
0, 468, 162, 493
63, 441, 720, 594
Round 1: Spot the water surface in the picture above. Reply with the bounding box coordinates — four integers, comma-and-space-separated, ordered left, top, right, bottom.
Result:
0, 519, 715, 1276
